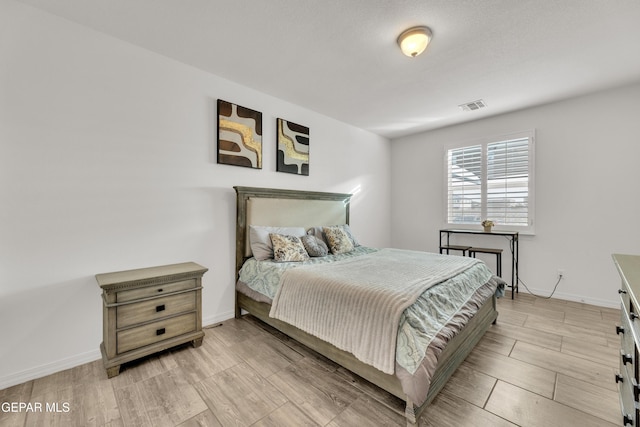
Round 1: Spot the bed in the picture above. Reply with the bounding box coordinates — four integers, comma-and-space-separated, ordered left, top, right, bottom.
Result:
233, 186, 500, 426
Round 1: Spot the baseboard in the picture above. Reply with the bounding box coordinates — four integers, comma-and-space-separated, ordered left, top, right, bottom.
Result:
0, 349, 101, 390
0, 310, 236, 390
516, 287, 619, 309
203, 310, 235, 327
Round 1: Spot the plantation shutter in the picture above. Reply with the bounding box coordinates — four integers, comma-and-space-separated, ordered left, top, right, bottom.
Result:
447, 145, 482, 224
486, 138, 530, 226
445, 131, 534, 232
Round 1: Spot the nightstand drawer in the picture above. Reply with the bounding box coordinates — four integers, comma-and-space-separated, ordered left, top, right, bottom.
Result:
116, 279, 196, 303
116, 292, 196, 329
117, 312, 196, 354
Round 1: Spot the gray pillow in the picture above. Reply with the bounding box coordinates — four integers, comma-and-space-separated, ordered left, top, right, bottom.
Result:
301, 235, 329, 257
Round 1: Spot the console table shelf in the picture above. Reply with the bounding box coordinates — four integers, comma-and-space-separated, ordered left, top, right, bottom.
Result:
440, 229, 519, 298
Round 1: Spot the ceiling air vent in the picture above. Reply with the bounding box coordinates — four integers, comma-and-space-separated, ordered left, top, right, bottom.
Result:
459, 99, 487, 112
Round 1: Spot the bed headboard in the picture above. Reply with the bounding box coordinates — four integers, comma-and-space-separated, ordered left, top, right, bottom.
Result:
234, 186, 352, 278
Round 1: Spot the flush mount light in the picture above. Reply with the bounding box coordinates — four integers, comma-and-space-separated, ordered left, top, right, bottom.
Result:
397, 26, 432, 58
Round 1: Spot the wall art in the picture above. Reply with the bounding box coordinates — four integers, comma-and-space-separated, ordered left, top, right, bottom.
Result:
276, 118, 309, 175
217, 100, 262, 169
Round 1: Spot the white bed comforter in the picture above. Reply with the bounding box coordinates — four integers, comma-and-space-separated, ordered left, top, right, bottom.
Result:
269, 248, 484, 375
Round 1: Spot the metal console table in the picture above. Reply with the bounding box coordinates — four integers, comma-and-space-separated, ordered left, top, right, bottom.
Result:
440, 229, 519, 299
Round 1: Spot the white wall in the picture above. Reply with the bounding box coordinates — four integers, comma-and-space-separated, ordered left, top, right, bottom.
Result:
391, 82, 640, 307
0, 1, 391, 388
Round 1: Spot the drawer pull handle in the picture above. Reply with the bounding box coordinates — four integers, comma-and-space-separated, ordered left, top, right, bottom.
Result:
624, 414, 633, 426
630, 312, 639, 321
617, 325, 625, 335
634, 378, 640, 401
156, 328, 166, 336
616, 374, 624, 383
620, 289, 628, 294
622, 353, 633, 365
157, 288, 164, 293
156, 304, 166, 312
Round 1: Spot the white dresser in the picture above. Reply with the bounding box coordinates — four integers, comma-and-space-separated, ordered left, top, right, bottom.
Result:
96, 262, 207, 378
614, 254, 640, 426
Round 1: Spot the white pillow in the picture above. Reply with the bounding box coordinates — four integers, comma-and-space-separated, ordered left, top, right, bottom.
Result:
249, 225, 306, 260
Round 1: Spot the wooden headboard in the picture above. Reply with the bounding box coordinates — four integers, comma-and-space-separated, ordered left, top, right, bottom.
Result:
233, 186, 352, 278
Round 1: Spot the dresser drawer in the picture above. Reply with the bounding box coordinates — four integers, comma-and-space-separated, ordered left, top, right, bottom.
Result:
116, 279, 196, 303
618, 366, 636, 426
621, 284, 632, 312
621, 309, 637, 375
117, 312, 197, 354
116, 292, 196, 329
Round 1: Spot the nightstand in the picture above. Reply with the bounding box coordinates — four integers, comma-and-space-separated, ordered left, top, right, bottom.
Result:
96, 262, 208, 378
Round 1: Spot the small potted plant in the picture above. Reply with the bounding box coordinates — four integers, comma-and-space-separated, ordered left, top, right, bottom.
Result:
481, 219, 495, 232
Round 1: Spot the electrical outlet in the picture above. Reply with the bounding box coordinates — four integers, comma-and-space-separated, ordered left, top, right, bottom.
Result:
557, 269, 565, 279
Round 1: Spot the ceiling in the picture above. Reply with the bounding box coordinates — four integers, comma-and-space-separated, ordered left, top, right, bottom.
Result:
17, 0, 640, 139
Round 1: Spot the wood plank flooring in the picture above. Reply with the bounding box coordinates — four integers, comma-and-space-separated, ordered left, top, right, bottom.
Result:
0, 292, 622, 426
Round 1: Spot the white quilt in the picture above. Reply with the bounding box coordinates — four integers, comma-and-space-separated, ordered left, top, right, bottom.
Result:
269, 248, 482, 374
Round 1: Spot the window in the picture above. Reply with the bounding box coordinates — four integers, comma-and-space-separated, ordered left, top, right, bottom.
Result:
444, 131, 535, 233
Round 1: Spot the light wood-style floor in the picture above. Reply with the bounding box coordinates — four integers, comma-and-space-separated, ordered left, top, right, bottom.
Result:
1, 292, 621, 427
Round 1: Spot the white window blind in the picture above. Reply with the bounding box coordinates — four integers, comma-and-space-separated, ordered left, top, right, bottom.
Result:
447, 145, 482, 224
445, 131, 535, 233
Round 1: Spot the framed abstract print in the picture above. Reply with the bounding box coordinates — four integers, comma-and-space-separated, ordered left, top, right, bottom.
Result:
217, 100, 262, 169
276, 118, 309, 175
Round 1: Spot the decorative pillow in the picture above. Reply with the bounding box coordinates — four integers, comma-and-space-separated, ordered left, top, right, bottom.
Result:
269, 233, 310, 262
249, 226, 306, 260
308, 224, 360, 247
306, 226, 327, 244
301, 235, 329, 257
340, 224, 360, 247
322, 226, 355, 254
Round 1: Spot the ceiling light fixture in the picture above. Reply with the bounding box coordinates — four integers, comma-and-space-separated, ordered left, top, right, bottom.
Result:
397, 26, 432, 58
